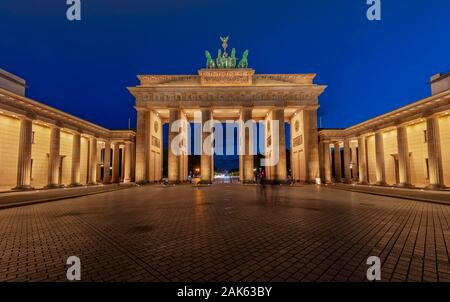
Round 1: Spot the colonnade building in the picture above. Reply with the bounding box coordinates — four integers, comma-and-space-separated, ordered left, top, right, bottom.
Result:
1, 64, 449, 190
319, 72, 450, 189
0, 68, 135, 190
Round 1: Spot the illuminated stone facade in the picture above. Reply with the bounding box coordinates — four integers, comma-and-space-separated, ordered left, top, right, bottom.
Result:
319, 73, 450, 189
128, 69, 326, 184
0, 69, 135, 190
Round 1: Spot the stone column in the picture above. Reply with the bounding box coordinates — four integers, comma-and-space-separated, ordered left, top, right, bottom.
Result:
333, 142, 342, 182
358, 135, 368, 184
131, 142, 136, 182
397, 126, 412, 187
123, 141, 132, 183
88, 137, 98, 185
103, 141, 111, 183
319, 141, 325, 183
120, 146, 125, 182
96, 142, 103, 183
135, 109, 149, 184
351, 145, 359, 181
426, 116, 445, 189
273, 107, 287, 183
179, 112, 189, 182
240, 107, 254, 183
343, 139, 352, 183
70, 132, 81, 186
168, 108, 180, 183
375, 131, 387, 185
14, 116, 33, 190
201, 108, 212, 184
323, 141, 332, 184
46, 126, 61, 188
305, 109, 320, 183
112, 143, 120, 183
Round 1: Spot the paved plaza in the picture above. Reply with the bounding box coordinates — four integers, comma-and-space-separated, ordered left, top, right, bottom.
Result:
0, 184, 449, 282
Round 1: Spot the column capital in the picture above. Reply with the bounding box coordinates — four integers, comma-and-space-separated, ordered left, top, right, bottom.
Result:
20, 113, 36, 121
135, 106, 149, 112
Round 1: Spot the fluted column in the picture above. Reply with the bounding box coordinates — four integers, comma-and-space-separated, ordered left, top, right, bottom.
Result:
135, 109, 149, 184
123, 141, 132, 183
14, 117, 33, 190
305, 109, 320, 183
130, 142, 136, 182
358, 135, 368, 184
343, 139, 352, 183
201, 108, 212, 184
273, 108, 287, 183
375, 131, 387, 185
46, 126, 61, 188
426, 116, 445, 189
319, 141, 325, 183
103, 141, 111, 183
168, 108, 180, 183
96, 142, 103, 183
240, 107, 254, 183
70, 132, 81, 186
351, 146, 359, 181
323, 141, 332, 184
333, 142, 342, 182
112, 143, 120, 183
88, 137, 98, 185
397, 126, 412, 187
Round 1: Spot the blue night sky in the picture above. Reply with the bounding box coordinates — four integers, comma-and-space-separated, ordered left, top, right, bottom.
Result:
1, 0, 449, 167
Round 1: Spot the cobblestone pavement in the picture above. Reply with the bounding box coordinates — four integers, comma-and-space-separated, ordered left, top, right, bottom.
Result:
0, 184, 131, 209
331, 183, 450, 205
0, 184, 448, 282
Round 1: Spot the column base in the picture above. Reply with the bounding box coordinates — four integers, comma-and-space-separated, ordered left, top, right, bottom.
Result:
426, 184, 446, 190
44, 184, 64, 189
87, 182, 98, 186
343, 179, 353, 184
376, 181, 388, 186
68, 183, 83, 188
396, 183, 414, 188
358, 181, 369, 185
12, 185, 35, 191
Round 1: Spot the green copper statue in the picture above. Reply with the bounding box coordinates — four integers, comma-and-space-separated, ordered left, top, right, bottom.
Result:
204, 37, 249, 69
205, 51, 216, 68
230, 48, 237, 68
238, 50, 249, 68
216, 49, 223, 68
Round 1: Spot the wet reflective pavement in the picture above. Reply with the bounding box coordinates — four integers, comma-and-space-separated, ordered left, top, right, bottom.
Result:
0, 184, 448, 282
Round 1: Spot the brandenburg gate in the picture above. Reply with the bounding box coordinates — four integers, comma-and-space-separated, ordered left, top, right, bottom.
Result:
128, 39, 326, 184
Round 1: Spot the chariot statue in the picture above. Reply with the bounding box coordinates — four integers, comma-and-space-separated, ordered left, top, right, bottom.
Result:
204, 36, 249, 69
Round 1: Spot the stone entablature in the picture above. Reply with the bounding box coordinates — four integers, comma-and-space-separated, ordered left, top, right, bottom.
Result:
198, 68, 255, 86
109, 130, 136, 143
0, 87, 135, 142
130, 70, 326, 111
138, 73, 317, 87
319, 89, 450, 140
